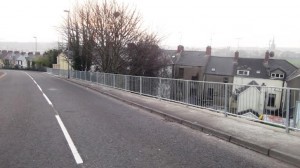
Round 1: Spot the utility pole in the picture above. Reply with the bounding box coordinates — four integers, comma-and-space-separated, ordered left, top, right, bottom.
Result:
33, 36, 37, 53
64, 10, 70, 79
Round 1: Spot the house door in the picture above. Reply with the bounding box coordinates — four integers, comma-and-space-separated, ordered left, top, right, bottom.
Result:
267, 94, 276, 107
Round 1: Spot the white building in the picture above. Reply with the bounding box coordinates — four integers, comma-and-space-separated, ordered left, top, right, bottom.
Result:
231, 51, 298, 117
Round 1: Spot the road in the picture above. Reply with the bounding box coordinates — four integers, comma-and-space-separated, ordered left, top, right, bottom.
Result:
0, 70, 295, 168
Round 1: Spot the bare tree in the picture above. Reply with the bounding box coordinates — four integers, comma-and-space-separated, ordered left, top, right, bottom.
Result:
61, 0, 166, 75
89, 0, 143, 73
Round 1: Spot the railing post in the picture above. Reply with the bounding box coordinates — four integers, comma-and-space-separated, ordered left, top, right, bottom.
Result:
96, 72, 99, 84
159, 78, 162, 100
90, 72, 92, 82
80, 71, 82, 80
113, 74, 116, 88
125, 75, 127, 90
286, 88, 290, 133
140, 76, 142, 95
224, 84, 228, 117
186, 80, 189, 105
104, 73, 106, 86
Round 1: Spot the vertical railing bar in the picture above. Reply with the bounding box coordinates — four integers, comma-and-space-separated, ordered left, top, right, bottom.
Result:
224, 84, 228, 117
286, 88, 290, 133
140, 76, 142, 95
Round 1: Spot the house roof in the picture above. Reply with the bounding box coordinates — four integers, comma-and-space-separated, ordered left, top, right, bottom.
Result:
233, 58, 298, 79
234, 58, 269, 78
268, 59, 298, 77
175, 50, 208, 67
12, 53, 21, 60
235, 80, 261, 94
205, 56, 235, 76
287, 69, 300, 81
3, 52, 13, 60
162, 50, 177, 64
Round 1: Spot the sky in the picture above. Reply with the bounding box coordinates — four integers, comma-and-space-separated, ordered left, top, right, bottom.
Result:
1, 0, 300, 49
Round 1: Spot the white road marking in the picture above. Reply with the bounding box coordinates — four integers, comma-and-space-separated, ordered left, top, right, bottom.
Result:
24, 72, 83, 164
43, 93, 53, 106
37, 85, 43, 92
55, 115, 83, 164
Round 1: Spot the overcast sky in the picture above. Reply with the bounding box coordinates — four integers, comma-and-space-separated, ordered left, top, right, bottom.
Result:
1, 0, 300, 49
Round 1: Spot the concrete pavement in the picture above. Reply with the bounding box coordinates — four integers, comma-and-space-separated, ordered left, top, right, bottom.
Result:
56, 72, 300, 167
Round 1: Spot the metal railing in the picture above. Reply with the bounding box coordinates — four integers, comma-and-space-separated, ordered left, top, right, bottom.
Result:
47, 68, 300, 132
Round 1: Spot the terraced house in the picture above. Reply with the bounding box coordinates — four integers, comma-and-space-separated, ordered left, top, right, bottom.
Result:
164, 46, 299, 120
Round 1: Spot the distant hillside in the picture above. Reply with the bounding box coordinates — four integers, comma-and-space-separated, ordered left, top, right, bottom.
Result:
0, 42, 59, 53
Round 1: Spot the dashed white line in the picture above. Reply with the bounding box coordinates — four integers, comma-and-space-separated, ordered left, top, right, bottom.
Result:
24, 72, 83, 164
42, 93, 53, 106
55, 115, 83, 164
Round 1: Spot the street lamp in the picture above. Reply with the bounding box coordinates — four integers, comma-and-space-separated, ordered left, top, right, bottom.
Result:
33, 36, 37, 53
64, 10, 70, 79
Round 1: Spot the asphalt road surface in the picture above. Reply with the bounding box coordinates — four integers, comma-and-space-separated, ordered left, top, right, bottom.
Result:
0, 70, 295, 168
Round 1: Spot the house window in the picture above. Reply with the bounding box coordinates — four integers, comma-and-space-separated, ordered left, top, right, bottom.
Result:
267, 94, 276, 107
271, 73, 284, 79
237, 70, 250, 76
179, 68, 184, 78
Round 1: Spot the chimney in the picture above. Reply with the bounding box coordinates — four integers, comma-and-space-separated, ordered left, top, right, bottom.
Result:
264, 50, 270, 61
177, 45, 184, 53
234, 51, 239, 63
264, 50, 270, 65
206, 46, 211, 56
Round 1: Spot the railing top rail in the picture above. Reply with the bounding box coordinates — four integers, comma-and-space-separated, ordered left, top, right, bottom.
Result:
49, 68, 300, 91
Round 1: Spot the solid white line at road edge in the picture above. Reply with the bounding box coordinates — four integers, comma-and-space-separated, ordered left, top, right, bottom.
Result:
55, 115, 83, 164
24, 72, 83, 164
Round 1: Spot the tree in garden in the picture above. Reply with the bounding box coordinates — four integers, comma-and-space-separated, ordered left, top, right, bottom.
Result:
126, 34, 168, 77
43, 49, 62, 68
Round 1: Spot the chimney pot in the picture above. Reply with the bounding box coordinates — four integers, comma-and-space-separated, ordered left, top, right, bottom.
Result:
206, 46, 212, 56
234, 51, 239, 63
177, 45, 184, 53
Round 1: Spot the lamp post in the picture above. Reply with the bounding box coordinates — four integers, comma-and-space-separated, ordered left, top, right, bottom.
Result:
64, 10, 70, 79
33, 36, 37, 53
